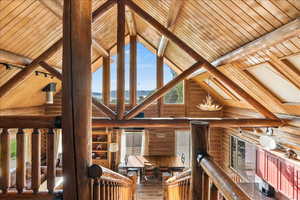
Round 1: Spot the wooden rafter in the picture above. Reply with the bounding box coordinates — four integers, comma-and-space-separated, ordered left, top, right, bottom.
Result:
124, 61, 203, 119
157, 0, 183, 57
191, 17, 300, 77
116, 0, 126, 119
126, 0, 278, 120
92, 98, 117, 119
39, 0, 109, 57
0, 0, 116, 99
0, 39, 62, 98
266, 52, 300, 90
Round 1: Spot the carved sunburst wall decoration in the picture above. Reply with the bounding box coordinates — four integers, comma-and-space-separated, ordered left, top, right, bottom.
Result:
197, 94, 223, 111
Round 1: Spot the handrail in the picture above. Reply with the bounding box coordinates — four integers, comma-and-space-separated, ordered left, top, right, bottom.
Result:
0, 116, 61, 128
88, 165, 135, 200
198, 156, 251, 200
165, 169, 191, 185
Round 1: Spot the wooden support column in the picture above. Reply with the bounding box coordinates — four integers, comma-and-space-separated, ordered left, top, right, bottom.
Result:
103, 55, 111, 105
190, 122, 209, 200
184, 79, 190, 117
157, 55, 164, 117
62, 0, 92, 199
31, 129, 41, 194
116, 0, 126, 119
16, 129, 26, 194
130, 35, 137, 107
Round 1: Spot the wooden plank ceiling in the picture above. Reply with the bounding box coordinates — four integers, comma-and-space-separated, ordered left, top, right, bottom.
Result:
0, 0, 300, 116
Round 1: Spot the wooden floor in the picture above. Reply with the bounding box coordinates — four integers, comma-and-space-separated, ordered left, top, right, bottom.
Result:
136, 183, 163, 200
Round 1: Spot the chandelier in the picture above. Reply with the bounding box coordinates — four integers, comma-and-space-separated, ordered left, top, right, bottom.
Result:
197, 77, 223, 111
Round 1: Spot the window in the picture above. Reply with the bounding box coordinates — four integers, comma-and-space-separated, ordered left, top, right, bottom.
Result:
175, 129, 190, 168
137, 43, 156, 103
125, 131, 144, 156
92, 67, 103, 102
164, 64, 184, 104
230, 136, 256, 181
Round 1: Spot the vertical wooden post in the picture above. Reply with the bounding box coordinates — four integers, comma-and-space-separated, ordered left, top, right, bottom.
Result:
156, 55, 164, 117
63, 0, 92, 199
93, 179, 100, 200
31, 128, 41, 194
0, 129, 10, 194
47, 128, 56, 193
190, 122, 209, 200
184, 79, 190, 117
130, 35, 137, 107
117, 0, 126, 119
103, 55, 111, 105
16, 128, 25, 194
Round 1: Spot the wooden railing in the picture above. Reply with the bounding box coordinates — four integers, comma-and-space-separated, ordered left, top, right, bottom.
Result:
89, 165, 136, 200
164, 170, 191, 200
0, 116, 62, 200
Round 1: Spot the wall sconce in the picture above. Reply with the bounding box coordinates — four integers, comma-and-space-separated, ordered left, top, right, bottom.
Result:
42, 83, 57, 104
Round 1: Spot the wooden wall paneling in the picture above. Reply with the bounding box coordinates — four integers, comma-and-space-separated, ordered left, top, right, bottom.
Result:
116, 0, 126, 119
62, 0, 92, 199
146, 128, 175, 156
279, 159, 294, 199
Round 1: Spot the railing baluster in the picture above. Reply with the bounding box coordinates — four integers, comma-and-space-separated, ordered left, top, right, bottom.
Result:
47, 128, 56, 193
0, 129, 10, 194
16, 128, 26, 194
31, 128, 41, 193
105, 181, 109, 200
100, 180, 105, 200
93, 179, 100, 200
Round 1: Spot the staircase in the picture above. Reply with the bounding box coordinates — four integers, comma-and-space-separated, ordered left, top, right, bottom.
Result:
136, 183, 164, 200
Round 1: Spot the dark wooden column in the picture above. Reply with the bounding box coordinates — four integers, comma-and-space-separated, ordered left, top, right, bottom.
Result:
116, 0, 126, 119
130, 35, 137, 107
156, 55, 164, 117
63, 0, 92, 199
190, 122, 209, 200
103, 55, 111, 105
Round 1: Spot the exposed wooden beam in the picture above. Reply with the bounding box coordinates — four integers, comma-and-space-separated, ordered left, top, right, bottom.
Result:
157, 0, 183, 57
156, 55, 164, 117
116, 0, 126, 120
0, 116, 284, 128
92, 97, 117, 120
130, 35, 137, 107
126, 0, 278, 120
0, 1, 115, 99
267, 52, 300, 90
0, 49, 62, 72
39, 0, 109, 57
125, 8, 136, 36
102, 55, 111, 105
192, 17, 300, 77
0, 39, 62, 98
124, 61, 203, 119
62, 0, 92, 199
39, 62, 63, 80
92, 118, 284, 128
0, 49, 31, 66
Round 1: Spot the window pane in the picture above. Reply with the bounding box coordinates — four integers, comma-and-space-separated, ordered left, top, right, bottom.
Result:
110, 55, 117, 104
92, 67, 103, 102
164, 64, 184, 104
230, 136, 237, 169
137, 43, 156, 103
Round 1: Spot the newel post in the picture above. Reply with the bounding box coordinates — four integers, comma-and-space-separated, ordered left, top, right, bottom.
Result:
190, 122, 209, 200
